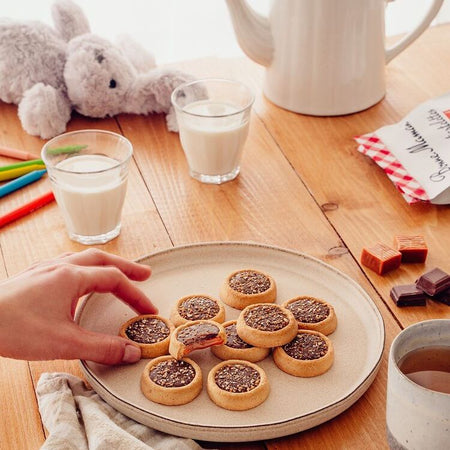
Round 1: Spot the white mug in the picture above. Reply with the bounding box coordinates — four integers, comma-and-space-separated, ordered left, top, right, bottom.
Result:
226, 0, 444, 115
386, 319, 450, 449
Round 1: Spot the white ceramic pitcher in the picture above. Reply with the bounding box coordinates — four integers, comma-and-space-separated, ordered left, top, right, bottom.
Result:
225, 0, 444, 115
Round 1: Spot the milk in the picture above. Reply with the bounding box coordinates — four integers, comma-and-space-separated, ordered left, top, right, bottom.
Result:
178, 100, 250, 177
51, 155, 128, 237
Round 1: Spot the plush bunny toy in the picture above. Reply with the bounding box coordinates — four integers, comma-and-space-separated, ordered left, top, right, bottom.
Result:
0, 0, 195, 138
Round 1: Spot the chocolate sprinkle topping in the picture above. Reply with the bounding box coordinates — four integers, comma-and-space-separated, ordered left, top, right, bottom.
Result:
177, 322, 219, 346
229, 270, 270, 294
225, 323, 252, 349
126, 318, 170, 344
178, 296, 219, 321
149, 359, 195, 387
286, 298, 330, 323
283, 333, 328, 360
215, 363, 260, 393
244, 304, 289, 331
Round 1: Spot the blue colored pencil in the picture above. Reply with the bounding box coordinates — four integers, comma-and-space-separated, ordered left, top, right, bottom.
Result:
0, 169, 47, 198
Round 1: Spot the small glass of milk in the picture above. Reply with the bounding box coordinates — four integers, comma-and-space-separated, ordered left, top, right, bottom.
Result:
171, 78, 254, 184
41, 130, 133, 245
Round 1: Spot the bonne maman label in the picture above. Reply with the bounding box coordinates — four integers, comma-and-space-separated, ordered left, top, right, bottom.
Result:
377, 92, 450, 201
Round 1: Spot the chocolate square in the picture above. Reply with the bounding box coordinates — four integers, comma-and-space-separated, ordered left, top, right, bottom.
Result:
390, 284, 427, 307
433, 288, 450, 306
416, 267, 450, 296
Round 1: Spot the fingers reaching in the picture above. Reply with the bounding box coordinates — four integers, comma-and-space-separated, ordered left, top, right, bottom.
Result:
27, 249, 152, 281
73, 265, 157, 315
59, 325, 142, 365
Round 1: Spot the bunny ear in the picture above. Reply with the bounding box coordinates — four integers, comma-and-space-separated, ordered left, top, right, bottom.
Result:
51, 0, 91, 42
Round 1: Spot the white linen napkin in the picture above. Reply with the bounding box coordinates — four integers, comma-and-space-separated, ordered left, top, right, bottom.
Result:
36, 372, 206, 450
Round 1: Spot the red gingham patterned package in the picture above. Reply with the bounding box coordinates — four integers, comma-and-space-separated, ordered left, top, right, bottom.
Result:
355, 92, 450, 205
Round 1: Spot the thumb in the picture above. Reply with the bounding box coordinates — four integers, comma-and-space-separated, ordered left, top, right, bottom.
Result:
71, 328, 141, 365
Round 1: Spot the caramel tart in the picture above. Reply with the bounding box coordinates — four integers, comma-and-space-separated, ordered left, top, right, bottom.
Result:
170, 294, 225, 327
282, 296, 337, 335
220, 269, 276, 309
141, 355, 202, 405
119, 314, 174, 358
236, 303, 297, 348
207, 359, 270, 410
169, 320, 226, 359
273, 330, 334, 377
211, 320, 270, 362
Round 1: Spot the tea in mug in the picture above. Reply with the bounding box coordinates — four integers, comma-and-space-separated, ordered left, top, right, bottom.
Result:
398, 346, 450, 394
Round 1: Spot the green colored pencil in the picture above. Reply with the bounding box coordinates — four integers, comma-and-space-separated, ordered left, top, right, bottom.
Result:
46, 144, 88, 155
0, 158, 44, 172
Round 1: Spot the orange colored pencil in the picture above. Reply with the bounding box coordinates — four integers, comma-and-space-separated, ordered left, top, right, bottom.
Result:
0, 146, 37, 161
0, 191, 55, 228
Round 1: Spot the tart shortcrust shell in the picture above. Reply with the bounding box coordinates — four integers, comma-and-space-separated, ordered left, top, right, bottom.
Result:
220, 269, 277, 310
211, 320, 271, 362
273, 330, 334, 377
236, 303, 298, 348
207, 359, 270, 411
282, 296, 337, 335
140, 355, 202, 405
119, 314, 174, 358
169, 294, 226, 327
169, 319, 226, 360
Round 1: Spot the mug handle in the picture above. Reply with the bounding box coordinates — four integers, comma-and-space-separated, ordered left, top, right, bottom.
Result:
385, 0, 444, 63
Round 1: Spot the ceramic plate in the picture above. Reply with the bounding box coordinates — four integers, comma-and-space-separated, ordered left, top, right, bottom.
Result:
76, 242, 385, 442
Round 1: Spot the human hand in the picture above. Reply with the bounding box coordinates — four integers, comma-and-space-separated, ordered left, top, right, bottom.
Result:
0, 249, 157, 365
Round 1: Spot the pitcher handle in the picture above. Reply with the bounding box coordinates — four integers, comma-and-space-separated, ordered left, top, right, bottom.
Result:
385, 0, 444, 63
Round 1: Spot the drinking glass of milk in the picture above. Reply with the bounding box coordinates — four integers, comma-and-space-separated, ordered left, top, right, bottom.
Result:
41, 130, 132, 245
171, 78, 254, 184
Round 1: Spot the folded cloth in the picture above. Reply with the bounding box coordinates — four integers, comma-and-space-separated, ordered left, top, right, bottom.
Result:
36, 372, 205, 450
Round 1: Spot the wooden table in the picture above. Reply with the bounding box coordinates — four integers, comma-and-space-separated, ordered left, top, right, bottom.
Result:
1, 23, 449, 450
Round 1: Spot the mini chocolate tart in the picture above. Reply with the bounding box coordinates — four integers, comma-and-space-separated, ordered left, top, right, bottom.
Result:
119, 315, 174, 358
170, 294, 225, 327
207, 359, 270, 410
236, 303, 298, 348
140, 355, 202, 405
169, 320, 226, 360
211, 320, 270, 362
220, 269, 277, 310
282, 296, 337, 335
273, 330, 334, 377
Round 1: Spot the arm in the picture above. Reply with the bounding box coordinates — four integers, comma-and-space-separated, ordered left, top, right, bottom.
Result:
124, 68, 196, 115
124, 68, 196, 132
0, 249, 157, 365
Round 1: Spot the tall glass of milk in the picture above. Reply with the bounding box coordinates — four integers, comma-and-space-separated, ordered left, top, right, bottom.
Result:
41, 130, 132, 245
171, 79, 254, 184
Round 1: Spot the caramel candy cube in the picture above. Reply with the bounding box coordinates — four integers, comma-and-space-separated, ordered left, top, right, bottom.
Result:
361, 243, 402, 275
394, 235, 428, 263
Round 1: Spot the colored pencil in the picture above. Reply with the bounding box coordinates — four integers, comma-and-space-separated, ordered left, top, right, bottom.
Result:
0, 144, 87, 161
0, 164, 47, 182
46, 144, 87, 155
0, 169, 47, 198
0, 158, 44, 172
0, 191, 55, 228
0, 146, 37, 161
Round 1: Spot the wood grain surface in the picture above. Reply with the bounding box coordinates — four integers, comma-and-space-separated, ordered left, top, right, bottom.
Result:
0, 23, 449, 450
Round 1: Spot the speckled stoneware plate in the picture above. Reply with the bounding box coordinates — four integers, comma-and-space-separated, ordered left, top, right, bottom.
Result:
76, 242, 385, 442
